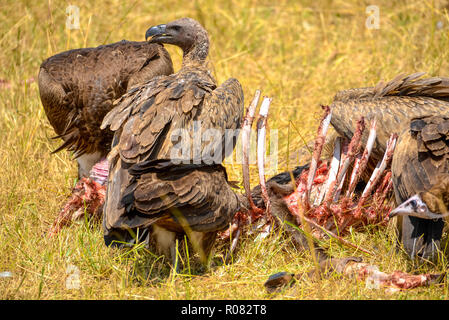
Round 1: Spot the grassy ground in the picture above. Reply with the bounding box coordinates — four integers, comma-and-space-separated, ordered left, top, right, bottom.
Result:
1, 0, 449, 299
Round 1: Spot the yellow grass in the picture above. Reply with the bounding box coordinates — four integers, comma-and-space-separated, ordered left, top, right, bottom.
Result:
1, 0, 449, 299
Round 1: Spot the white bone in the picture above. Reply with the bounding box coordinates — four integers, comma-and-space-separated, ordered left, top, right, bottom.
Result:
241, 90, 261, 204
347, 120, 377, 198
306, 109, 332, 202
361, 133, 397, 199
315, 137, 341, 205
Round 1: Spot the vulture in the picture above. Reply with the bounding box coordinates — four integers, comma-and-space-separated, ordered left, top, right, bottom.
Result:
100, 18, 244, 267
389, 116, 449, 259
330, 73, 449, 261
38, 40, 174, 178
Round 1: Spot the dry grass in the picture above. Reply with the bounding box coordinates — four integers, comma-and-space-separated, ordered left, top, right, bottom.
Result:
1, 0, 449, 299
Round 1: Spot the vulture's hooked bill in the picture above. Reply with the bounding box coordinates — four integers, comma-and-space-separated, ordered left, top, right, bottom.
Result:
330, 72, 449, 261
38, 40, 174, 177
101, 18, 244, 267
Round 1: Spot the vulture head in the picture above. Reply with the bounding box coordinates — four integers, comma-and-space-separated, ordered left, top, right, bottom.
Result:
145, 17, 209, 62
389, 194, 442, 219
390, 180, 449, 220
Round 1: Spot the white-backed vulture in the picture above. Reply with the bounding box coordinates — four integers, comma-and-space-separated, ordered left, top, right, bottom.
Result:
389, 115, 449, 259
38, 40, 174, 177
101, 18, 244, 267
330, 73, 449, 261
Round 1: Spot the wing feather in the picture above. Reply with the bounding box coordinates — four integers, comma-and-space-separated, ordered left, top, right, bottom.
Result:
331, 73, 449, 170
102, 66, 243, 233
392, 115, 449, 203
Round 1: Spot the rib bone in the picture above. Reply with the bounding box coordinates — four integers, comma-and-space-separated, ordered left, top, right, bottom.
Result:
332, 118, 365, 202
241, 90, 263, 218
346, 120, 377, 198
314, 137, 341, 206
360, 133, 397, 200
355, 133, 397, 217
305, 106, 332, 204
256, 97, 273, 221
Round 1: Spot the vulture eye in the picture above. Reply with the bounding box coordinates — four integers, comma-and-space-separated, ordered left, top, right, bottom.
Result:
170, 25, 182, 32
410, 199, 417, 208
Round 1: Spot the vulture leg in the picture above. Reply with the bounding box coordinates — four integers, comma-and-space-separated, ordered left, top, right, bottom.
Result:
152, 225, 179, 271
222, 213, 244, 264
189, 231, 218, 270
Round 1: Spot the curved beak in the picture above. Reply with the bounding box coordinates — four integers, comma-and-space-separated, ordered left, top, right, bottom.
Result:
389, 194, 441, 219
389, 203, 411, 218
145, 24, 168, 42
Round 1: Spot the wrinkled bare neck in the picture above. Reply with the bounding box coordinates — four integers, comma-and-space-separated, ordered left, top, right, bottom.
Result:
182, 34, 209, 66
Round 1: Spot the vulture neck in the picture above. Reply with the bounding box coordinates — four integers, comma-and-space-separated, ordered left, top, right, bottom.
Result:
182, 35, 209, 67
422, 175, 449, 215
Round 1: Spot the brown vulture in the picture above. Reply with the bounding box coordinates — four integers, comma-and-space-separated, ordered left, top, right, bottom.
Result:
100, 18, 244, 267
330, 73, 449, 261
389, 115, 449, 259
38, 40, 174, 178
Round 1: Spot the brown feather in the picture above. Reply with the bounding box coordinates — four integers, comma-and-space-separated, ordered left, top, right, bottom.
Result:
331, 73, 449, 179
392, 115, 449, 208
39, 41, 173, 162
102, 18, 244, 266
